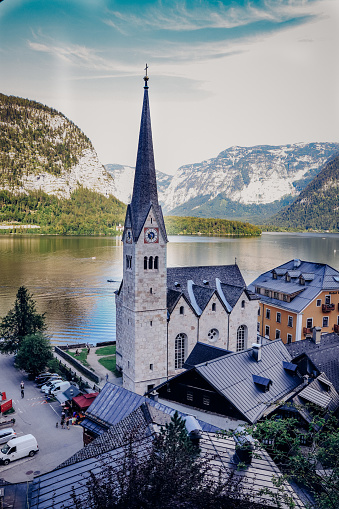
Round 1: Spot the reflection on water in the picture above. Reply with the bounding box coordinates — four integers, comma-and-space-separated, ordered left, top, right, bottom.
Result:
1, 233, 339, 345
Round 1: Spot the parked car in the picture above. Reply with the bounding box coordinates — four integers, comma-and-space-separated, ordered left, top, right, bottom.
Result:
40, 378, 63, 393
50, 381, 71, 396
36, 373, 60, 387
0, 428, 16, 445
0, 434, 39, 465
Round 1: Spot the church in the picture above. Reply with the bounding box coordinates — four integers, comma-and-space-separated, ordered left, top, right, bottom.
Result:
115, 72, 259, 396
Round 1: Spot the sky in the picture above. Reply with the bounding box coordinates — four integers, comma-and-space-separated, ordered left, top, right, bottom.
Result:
0, 0, 338, 175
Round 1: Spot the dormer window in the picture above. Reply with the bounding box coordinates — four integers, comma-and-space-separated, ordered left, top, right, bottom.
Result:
286, 274, 291, 282
299, 276, 305, 285
272, 272, 277, 280
175, 282, 180, 288
252, 374, 272, 392
203, 280, 209, 285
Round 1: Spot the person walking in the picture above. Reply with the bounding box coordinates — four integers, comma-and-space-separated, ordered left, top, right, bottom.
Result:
66, 417, 70, 430
61, 416, 65, 429
20, 381, 24, 398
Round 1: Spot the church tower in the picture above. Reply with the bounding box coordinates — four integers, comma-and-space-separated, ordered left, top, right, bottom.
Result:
115, 70, 168, 395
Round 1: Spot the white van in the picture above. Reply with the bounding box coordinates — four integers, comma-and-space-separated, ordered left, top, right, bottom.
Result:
41, 377, 63, 393
50, 381, 71, 396
0, 434, 39, 465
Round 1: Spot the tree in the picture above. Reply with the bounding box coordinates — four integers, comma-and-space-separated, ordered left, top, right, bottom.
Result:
69, 412, 276, 509
233, 413, 339, 509
15, 332, 53, 377
0, 286, 46, 353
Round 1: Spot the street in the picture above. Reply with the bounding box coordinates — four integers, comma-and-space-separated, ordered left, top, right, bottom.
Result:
0, 354, 83, 484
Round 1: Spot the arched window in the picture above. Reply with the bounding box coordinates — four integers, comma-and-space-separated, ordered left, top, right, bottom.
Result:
241, 300, 245, 308
144, 257, 148, 270
175, 333, 186, 369
154, 256, 159, 270
179, 306, 184, 315
148, 256, 153, 270
212, 303, 216, 311
236, 325, 247, 352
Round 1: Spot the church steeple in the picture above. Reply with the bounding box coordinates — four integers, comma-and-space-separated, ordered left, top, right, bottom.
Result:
127, 69, 167, 243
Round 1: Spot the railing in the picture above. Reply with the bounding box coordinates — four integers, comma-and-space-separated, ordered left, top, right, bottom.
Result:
322, 304, 335, 312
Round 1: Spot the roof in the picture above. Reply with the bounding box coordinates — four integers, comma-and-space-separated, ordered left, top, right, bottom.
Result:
286, 333, 339, 392
72, 392, 99, 410
183, 342, 231, 369
29, 418, 304, 509
167, 265, 252, 315
83, 382, 218, 435
127, 84, 167, 243
249, 259, 339, 313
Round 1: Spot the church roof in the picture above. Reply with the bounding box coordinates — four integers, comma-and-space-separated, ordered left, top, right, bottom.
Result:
167, 265, 249, 315
128, 82, 167, 243
184, 342, 231, 368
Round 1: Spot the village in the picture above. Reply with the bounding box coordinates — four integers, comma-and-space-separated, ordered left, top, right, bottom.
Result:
0, 75, 339, 509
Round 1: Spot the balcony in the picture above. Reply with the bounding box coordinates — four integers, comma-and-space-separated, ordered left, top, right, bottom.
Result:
334, 324, 339, 333
303, 327, 312, 334
322, 303, 335, 312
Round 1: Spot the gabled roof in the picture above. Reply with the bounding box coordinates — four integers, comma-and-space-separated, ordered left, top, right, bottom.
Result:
83, 382, 218, 436
30, 407, 305, 509
249, 259, 339, 313
286, 333, 339, 392
72, 392, 99, 410
220, 282, 245, 308
183, 342, 231, 369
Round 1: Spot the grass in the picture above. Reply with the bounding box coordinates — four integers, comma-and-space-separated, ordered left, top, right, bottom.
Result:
95, 345, 116, 356
67, 348, 90, 367
98, 356, 116, 372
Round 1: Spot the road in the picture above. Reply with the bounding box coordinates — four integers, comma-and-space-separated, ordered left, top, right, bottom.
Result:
0, 354, 83, 484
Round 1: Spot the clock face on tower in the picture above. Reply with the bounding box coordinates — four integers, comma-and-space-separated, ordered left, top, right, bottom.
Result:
144, 227, 159, 243
125, 228, 132, 244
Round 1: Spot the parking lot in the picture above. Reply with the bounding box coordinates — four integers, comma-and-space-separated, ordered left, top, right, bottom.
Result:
0, 354, 83, 484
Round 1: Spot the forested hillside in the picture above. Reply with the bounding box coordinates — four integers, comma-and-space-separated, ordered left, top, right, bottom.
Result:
270, 154, 339, 231
0, 188, 126, 235
165, 216, 261, 236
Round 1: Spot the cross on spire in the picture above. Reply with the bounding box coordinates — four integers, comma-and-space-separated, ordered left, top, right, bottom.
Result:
144, 63, 149, 89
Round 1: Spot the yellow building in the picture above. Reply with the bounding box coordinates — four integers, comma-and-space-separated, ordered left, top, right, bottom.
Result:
249, 259, 339, 344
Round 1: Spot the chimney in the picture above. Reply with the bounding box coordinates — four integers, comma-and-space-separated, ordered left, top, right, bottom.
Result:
312, 327, 321, 344
252, 343, 262, 362
184, 415, 202, 448
149, 390, 159, 402
233, 427, 255, 466
294, 258, 301, 268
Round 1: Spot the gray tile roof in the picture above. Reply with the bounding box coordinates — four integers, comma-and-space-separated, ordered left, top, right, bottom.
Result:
167, 265, 247, 314
194, 340, 303, 423
83, 382, 218, 435
167, 288, 182, 313
286, 333, 339, 392
183, 342, 231, 369
249, 259, 339, 313
29, 426, 304, 509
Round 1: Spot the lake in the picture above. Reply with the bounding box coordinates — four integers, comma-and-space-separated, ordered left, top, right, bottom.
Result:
1, 232, 339, 345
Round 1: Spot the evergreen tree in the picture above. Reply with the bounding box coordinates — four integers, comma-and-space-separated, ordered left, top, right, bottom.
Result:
0, 286, 46, 353
15, 332, 53, 377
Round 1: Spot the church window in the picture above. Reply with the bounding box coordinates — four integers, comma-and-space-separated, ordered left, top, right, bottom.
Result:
149, 256, 153, 269
144, 257, 148, 270
150, 288, 152, 294
150, 217, 152, 224
154, 256, 159, 269
237, 325, 247, 352
241, 300, 245, 309
150, 321, 152, 326
126, 255, 132, 269
207, 328, 219, 342
180, 306, 184, 315
175, 333, 186, 369
150, 364, 153, 371
212, 303, 216, 311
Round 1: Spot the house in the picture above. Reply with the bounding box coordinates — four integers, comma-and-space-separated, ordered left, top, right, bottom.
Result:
248, 259, 339, 344
286, 332, 339, 393
153, 340, 304, 425
29, 403, 305, 509
115, 72, 259, 396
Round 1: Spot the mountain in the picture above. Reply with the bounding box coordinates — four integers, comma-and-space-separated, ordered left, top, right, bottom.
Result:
0, 93, 116, 198
161, 143, 339, 222
270, 154, 339, 231
105, 163, 172, 205
106, 143, 339, 223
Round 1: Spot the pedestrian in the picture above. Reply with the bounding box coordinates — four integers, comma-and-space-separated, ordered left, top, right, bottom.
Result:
56, 422, 59, 428
21, 388, 24, 398
20, 381, 24, 390
105, 373, 108, 382
66, 417, 70, 430
61, 417, 65, 429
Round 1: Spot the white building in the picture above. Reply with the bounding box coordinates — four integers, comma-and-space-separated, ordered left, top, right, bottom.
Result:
115, 74, 259, 395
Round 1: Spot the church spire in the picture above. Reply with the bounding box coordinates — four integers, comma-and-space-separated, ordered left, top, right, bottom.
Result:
128, 68, 167, 242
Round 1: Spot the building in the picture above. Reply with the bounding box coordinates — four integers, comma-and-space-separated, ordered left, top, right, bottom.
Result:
115, 73, 258, 395
248, 259, 339, 344
154, 340, 304, 425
